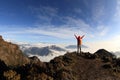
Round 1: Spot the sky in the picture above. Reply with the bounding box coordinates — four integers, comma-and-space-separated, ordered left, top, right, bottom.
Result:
0, 0, 120, 52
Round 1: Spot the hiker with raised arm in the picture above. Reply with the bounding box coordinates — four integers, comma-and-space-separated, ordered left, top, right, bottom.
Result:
74, 34, 85, 54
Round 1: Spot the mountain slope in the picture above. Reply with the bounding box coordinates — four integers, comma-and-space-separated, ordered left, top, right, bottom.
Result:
46, 52, 119, 80
1, 50, 120, 80
0, 36, 30, 66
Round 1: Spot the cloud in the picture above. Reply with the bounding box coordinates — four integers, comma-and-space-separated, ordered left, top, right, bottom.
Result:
0, 2, 111, 44
96, 26, 109, 36
0, 18, 93, 43
115, 0, 120, 17
26, 16, 96, 39
74, 8, 82, 14
0, 17, 109, 42
83, 0, 89, 7
30, 6, 58, 17
114, 0, 120, 21
91, 0, 105, 24
27, 4, 111, 40
27, 18, 109, 40
85, 35, 120, 53
0, 23, 116, 53
30, 6, 58, 25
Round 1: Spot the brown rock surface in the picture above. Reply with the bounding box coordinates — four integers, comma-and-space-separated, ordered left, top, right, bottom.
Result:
0, 36, 30, 66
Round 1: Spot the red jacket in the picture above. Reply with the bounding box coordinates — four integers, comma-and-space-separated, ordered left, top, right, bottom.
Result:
75, 35, 84, 45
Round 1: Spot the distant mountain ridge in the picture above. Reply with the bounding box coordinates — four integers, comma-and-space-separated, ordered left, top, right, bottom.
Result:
19, 43, 87, 56
23, 45, 66, 56
19, 44, 67, 62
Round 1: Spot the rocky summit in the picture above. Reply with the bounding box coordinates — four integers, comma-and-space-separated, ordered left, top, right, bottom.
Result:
0, 36, 120, 80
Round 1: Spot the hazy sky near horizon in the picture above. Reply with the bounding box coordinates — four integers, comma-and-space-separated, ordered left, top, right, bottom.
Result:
0, 0, 120, 52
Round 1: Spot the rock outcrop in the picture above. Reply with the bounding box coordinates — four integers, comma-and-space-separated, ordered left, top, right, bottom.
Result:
94, 49, 116, 62
94, 49, 116, 58
0, 36, 30, 66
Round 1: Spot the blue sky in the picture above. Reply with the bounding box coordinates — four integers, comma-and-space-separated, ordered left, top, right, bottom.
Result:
0, 0, 120, 52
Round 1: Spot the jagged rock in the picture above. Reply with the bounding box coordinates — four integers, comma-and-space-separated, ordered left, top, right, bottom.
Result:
94, 49, 115, 58
94, 49, 116, 62
3, 70, 20, 80
82, 52, 96, 59
29, 56, 40, 64
0, 60, 9, 80
0, 35, 3, 41
0, 36, 30, 66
